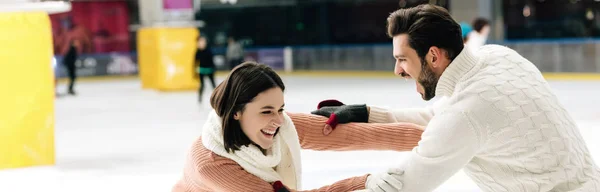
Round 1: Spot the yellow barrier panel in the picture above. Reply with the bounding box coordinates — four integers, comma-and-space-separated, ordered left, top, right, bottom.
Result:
0, 12, 55, 169
137, 28, 158, 89
137, 27, 199, 91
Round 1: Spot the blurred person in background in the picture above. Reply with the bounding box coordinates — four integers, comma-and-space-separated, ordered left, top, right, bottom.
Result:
226, 36, 244, 70
173, 62, 425, 192
465, 17, 490, 52
62, 38, 80, 95
311, 4, 600, 192
57, 16, 90, 96
195, 36, 216, 103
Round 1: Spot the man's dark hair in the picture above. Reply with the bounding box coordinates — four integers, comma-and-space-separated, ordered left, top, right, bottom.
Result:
387, 4, 464, 61
472, 17, 490, 33
210, 61, 285, 153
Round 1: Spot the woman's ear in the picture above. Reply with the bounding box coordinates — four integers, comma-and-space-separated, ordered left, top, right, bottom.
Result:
233, 112, 240, 120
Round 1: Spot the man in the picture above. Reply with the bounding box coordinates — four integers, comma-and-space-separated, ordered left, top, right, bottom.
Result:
312, 4, 600, 192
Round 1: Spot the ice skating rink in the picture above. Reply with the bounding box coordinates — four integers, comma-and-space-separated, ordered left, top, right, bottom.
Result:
1, 75, 599, 192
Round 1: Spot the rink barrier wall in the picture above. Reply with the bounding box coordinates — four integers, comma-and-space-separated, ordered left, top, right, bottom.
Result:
291, 42, 600, 73
1, 11, 55, 170
55, 71, 600, 84
54, 39, 600, 84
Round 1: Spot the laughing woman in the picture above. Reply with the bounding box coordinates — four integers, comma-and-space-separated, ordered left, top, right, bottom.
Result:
172, 62, 424, 192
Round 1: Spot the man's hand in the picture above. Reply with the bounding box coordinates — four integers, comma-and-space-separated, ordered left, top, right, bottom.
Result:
365, 170, 404, 192
310, 99, 369, 135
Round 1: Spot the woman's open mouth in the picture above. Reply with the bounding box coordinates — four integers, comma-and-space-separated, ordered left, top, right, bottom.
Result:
261, 129, 277, 138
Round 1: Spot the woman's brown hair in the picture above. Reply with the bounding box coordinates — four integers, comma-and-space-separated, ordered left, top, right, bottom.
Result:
210, 61, 285, 153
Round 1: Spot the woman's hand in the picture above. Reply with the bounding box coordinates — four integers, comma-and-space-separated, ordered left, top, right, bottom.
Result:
272, 181, 292, 192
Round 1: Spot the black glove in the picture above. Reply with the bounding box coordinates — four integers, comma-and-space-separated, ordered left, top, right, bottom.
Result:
311, 99, 369, 135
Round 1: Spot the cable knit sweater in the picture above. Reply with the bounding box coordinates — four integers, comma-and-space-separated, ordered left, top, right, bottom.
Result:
172, 112, 424, 192
368, 45, 600, 191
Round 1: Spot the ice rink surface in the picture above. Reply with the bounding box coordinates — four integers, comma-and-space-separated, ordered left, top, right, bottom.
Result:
1, 76, 599, 192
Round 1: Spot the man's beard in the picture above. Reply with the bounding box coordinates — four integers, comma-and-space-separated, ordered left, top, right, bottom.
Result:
417, 59, 439, 101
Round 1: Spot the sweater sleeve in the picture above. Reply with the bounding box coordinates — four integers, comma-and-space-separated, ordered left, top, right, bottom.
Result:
181, 137, 371, 192
196, 152, 370, 192
195, 155, 276, 192
368, 97, 450, 125
299, 175, 369, 192
368, 106, 434, 126
369, 111, 483, 192
288, 112, 424, 152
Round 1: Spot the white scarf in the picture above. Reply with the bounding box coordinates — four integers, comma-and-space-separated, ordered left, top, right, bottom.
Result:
202, 110, 303, 189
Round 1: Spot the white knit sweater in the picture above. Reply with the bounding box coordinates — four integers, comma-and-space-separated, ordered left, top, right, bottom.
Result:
369, 45, 600, 192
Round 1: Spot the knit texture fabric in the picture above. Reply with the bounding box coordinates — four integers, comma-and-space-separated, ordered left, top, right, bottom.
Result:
369, 45, 600, 191
172, 112, 424, 192
201, 110, 302, 188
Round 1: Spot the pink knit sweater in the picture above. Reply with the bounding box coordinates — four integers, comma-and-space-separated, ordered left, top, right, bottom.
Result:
172, 112, 424, 192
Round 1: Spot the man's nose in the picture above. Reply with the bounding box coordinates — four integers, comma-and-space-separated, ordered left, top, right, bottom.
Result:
394, 63, 405, 76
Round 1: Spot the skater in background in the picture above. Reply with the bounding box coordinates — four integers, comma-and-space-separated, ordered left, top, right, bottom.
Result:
311, 4, 600, 191
194, 36, 216, 102
173, 62, 425, 192
465, 17, 490, 52
226, 36, 244, 70
62, 38, 80, 95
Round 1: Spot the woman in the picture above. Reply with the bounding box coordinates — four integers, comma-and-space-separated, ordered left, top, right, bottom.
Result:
194, 36, 216, 102
173, 62, 424, 192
